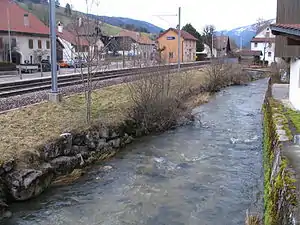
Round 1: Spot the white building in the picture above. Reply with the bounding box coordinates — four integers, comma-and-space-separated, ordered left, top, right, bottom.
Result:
0, 0, 50, 64
57, 22, 104, 62
198, 43, 217, 58
250, 25, 277, 65
271, 24, 300, 110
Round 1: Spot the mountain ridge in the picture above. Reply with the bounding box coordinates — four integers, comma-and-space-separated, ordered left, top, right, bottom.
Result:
217, 19, 275, 48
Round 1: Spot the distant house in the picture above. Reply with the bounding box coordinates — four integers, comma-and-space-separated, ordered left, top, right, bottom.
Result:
250, 25, 277, 65
0, 0, 50, 64
213, 36, 231, 57
198, 43, 217, 58
157, 28, 197, 63
236, 49, 262, 65
57, 21, 104, 62
270, 0, 300, 110
115, 30, 155, 60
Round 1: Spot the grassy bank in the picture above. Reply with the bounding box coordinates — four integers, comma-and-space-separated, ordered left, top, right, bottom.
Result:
0, 70, 208, 164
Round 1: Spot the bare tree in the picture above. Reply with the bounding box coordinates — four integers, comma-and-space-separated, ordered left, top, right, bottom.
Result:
203, 25, 216, 57
68, 0, 107, 124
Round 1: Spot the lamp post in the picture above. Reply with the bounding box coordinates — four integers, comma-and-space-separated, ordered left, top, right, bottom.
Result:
48, 0, 61, 102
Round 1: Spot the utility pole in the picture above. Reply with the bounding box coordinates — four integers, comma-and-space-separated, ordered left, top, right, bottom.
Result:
48, 0, 61, 102
211, 31, 214, 58
6, 7, 12, 63
177, 7, 181, 71
240, 36, 243, 50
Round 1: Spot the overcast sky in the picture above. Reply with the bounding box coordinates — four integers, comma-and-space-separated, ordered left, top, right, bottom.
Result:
60, 0, 277, 31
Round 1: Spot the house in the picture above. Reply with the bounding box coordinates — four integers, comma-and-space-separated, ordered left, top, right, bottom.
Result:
0, 0, 50, 64
213, 36, 231, 57
270, 0, 300, 110
271, 24, 300, 110
157, 28, 197, 63
115, 30, 155, 60
198, 43, 217, 58
57, 21, 104, 62
250, 24, 276, 65
236, 49, 262, 65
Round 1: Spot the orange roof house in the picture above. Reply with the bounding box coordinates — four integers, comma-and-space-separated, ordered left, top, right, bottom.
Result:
157, 28, 197, 63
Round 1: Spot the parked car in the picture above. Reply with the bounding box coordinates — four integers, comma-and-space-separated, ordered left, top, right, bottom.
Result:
58, 60, 70, 68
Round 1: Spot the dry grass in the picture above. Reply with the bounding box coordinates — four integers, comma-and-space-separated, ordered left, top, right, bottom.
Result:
0, 70, 206, 163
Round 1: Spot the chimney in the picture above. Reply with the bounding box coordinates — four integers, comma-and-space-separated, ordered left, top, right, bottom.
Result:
78, 17, 82, 27
24, 14, 29, 27
57, 21, 63, 33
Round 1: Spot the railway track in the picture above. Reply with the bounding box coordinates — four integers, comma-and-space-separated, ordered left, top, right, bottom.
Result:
0, 62, 209, 98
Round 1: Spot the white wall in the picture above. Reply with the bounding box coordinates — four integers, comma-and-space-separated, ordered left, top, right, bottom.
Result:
58, 37, 74, 62
0, 34, 50, 64
251, 42, 275, 64
16, 36, 50, 63
289, 59, 300, 110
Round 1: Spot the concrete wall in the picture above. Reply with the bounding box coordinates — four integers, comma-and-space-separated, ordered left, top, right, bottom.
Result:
290, 59, 300, 110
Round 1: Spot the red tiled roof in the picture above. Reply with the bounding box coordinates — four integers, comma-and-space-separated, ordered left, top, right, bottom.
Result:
57, 30, 89, 46
251, 37, 275, 43
157, 28, 198, 41
0, 0, 49, 35
118, 30, 155, 45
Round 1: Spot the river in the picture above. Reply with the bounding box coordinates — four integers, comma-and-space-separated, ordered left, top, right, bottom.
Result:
4, 79, 268, 225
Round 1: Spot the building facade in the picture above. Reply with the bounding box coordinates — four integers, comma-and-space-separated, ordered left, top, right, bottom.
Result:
157, 28, 197, 63
0, 0, 50, 64
250, 26, 276, 65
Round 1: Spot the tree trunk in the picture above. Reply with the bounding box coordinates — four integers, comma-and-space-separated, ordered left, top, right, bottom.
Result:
86, 89, 92, 124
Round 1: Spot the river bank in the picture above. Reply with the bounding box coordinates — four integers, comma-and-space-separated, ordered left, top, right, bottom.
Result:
0, 65, 264, 219
4, 78, 268, 225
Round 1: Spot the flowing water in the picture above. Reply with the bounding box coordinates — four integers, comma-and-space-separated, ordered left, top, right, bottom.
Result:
4, 79, 268, 225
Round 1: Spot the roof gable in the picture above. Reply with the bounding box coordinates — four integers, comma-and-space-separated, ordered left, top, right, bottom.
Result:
157, 28, 198, 41
0, 0, 49, 35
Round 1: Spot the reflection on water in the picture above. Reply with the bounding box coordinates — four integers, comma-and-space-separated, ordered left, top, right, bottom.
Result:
4, 79, 268, 225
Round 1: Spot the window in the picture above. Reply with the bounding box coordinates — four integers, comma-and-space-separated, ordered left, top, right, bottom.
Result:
169, 52, 174, 59
268, 43, 272, 48
28, 39, 33, 49
254, 42, 258, 47
268, 52, 272, 57
46, 41, 50, 49
0, 38, 3, 49
38, 40, 42, 49
266, 31, 270, 37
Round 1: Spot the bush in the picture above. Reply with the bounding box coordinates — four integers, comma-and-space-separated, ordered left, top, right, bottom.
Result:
0, 62, 16, 71
202, 60, 250, 92
126, 69, 192, 133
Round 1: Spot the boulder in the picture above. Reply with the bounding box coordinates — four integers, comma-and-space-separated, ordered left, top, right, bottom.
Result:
50, 156, 80, 175
108, 138, 121, 148
43, 133, 73, 160
99, 127, 109, 138
2, 160, 14, 173
96, 139, 108, 152
5, 169, 53, 201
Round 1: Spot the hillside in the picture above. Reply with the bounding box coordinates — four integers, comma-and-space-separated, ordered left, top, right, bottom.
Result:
217, 19, 275, 48
16, 1, 163, 36
95, 16, 163, 34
